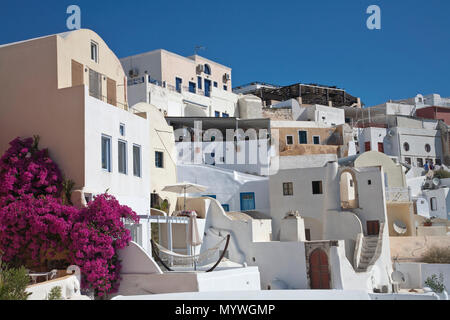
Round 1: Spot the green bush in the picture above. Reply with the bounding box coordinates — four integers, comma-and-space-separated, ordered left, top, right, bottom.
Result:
48, 286, 63, 300
422, 247, 450, 264
0, 264, 31, 300
424, 274, 446, 293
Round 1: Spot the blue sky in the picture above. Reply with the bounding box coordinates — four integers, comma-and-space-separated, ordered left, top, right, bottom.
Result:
1, 0, 449, 106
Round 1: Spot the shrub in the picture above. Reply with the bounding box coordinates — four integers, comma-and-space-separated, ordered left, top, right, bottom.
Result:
48, 286, 63, 300
0, 262, 31, 300
421, 247, 450, 264
424, 273, 446, 293
69, 194, 139, 297
0, 136, 63, 206
433, 169, 450, 179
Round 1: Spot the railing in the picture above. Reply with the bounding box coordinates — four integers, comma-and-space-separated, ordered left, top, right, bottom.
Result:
385, 187, 411, 202
127, 75, 164, 87
88, 91, 129, 110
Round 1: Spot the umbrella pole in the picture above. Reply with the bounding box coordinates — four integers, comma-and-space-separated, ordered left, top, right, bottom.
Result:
184, 187, 186, 212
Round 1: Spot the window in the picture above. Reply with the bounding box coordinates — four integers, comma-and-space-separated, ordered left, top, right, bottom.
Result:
222, 112, 229, 118
378, 142, 384, 153
119, 123, 125, 136
222, 204, 230, 212
403, 142, 410, 152
215, 111, 220, 117
417, 158, 424, 167
365, 141, 371, 152
197, 77, 202, 89
204, 64, 211, 75
425, 144, 431, 153
313, 136, 320, 145
283, 182, 294, 196
405, 157, 412, 165
430, 197, 438, 211
312, 181, 323, 195
286, 135, 294, 145
223, 85, 228, 91
175, 77, 182, 92
350, 180, 354, 187
101, 135, 111, 172
91, 41, 98, 63
213, 81, 218, 88
133, 145, 141, 177
298, 131, 307, 144
189, 82, 196, 93
368, 180, 372, 185
155, 151, 164, 168
305, 229, 311, 241
118, 140, 127, 174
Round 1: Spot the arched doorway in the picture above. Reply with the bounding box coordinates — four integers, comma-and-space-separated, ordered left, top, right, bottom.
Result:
340, 169, 359, 209
309, 249, 330, 289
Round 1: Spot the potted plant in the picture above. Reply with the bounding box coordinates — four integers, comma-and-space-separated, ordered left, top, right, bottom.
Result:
424, 273, 448, 300
423, 216, 436, 227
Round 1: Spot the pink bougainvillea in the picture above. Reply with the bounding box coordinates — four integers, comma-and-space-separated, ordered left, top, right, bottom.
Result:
0, 137, 63, 206
0, 137, 140, 297
69, 194, 139, 296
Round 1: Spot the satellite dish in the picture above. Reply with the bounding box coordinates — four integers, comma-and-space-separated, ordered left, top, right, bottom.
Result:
393, 220, 407, 235
432, 178, 441, 188
392, 271, 406, 284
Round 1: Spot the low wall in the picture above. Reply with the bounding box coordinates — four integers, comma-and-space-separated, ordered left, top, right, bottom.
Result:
26, 275, 89, 300
416, 226, 448, 237
113, 267, 260, 297
396, 262, 450, 291
390, 236, 450, 262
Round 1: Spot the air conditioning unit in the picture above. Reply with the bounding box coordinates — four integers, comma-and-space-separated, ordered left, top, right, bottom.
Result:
197, 64, 204, 73
223, 73, 231, 82
128, 68, 139, 78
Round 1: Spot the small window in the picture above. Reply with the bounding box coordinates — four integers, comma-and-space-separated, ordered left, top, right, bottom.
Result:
189, 82, 196, 93
215, 111, 220, 117
91, 41, 98, 63
286, 135, 294, 145
222, 204, 230, 212
305, 229, 311, 241
118, 140, 127, 174
155, 151, 164, 168
403, 142, 410, 152
405, 157, 412, 165
133, 145, 141, 177
430, 197, 438, 211
223, 85, 228, 91
436, 159, 442, 166
204, 64, 211, 75
119, 123, 125, 136
368, 180, 372, 185
222, 112, 229, 118
213, 81, 218, 88
197, 76, 202, 90
350, 180, 354, 187
365, 141, 371, 152
283, 182, 294, 196
298, 131, 307, 144
425, 144, 431, 153
417, 158, 424, 168
312, 181, 323, 195
313, 136, 320, 145
101, 135, 112, 172
175, 77, 182, 93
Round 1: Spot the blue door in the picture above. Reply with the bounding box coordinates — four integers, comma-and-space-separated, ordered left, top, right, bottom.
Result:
204, 79, 211, 97
240, 192, 255, 211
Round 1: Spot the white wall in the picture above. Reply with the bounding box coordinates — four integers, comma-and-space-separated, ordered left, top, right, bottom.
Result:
178, 164, 270, 214
84, 95, 151, 216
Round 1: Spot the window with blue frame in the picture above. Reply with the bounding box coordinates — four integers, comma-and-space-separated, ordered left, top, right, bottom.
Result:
222, 204, 230, 212
240, 192, 255, 211
175, 77, 182, 92
189, 82, 196, 93
223, 85, 228, 91
197, 76, 202, 90
222, 113, 229, 118
213, 81, 218, 88
215, 111, 220, 117
155, 151, 164, 168
299, 131, 308, 144
204, 64, 211, 75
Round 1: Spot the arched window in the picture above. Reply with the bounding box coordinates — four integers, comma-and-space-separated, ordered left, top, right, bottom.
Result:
204, 64, 211, 75
425, 144, 431, 153
403, 142, 410, 152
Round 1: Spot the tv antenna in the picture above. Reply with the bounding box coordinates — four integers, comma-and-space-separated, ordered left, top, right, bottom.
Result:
194, 45, 206, 55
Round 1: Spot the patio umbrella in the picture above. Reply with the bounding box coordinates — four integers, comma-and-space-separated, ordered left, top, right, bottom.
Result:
161, 182, 208, 212
187, 212, 203, 270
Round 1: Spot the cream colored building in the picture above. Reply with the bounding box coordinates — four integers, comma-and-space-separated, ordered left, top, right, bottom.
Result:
0, 29, 151, 250
120, 49, 239, 117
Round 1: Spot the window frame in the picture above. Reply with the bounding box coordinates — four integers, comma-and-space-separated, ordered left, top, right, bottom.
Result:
298, 130, 308, 144
155, 151, 164, 168
118, 139, 128, 175
119, 123, 126, 137
430, 197, 438, 211
313, 135, 321, 145
312, 181, 323, 195
91, 40, 99, 63
101, 134, 112, 172
283, 182, 294, 196
286, 135, 294, 145
133, 144, 142, 178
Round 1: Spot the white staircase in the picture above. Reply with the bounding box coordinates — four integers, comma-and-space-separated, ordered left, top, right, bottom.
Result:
356, 236, 379, 272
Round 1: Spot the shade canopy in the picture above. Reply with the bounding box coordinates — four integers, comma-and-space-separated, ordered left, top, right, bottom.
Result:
188, 213, 203, 247
161, 182, 208, 194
